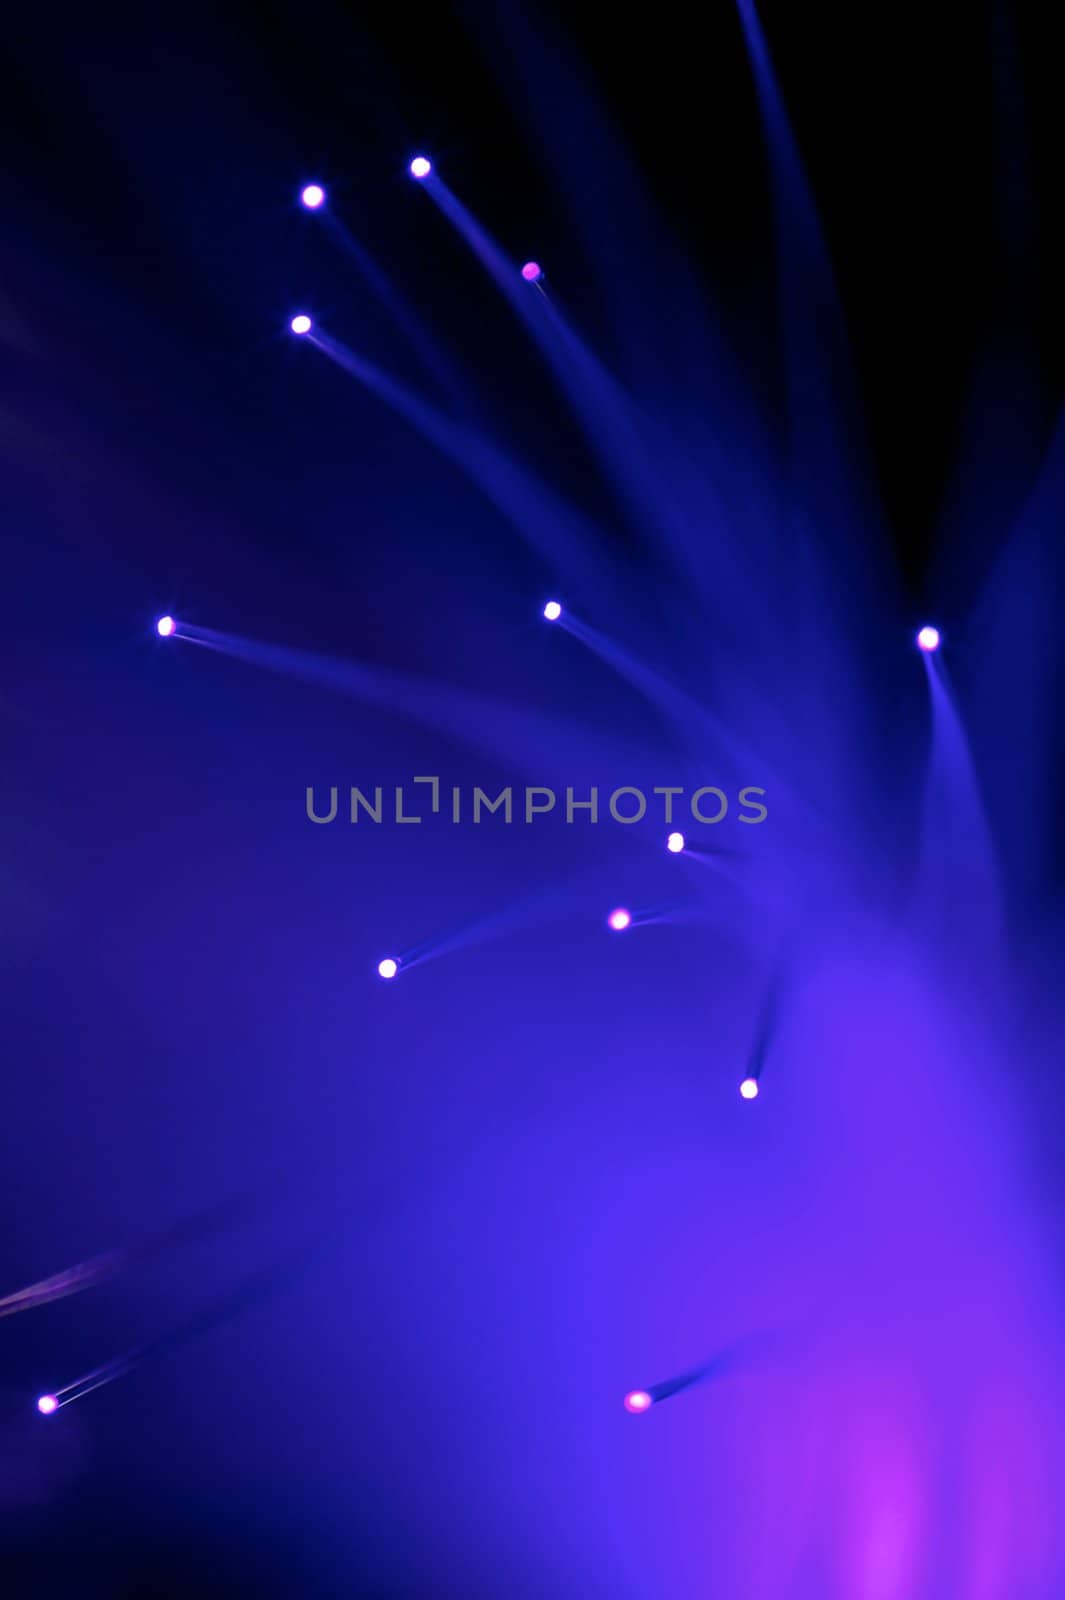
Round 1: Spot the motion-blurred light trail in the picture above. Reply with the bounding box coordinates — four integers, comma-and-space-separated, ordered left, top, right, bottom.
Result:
317, 203, 468, 407
624, 1336, 780, 1415
299, 329, 607, 590
421, 172, 752, 605
163, 622, 664, 798
1, 1179, 289, 1323
36, 1225, 356, 1412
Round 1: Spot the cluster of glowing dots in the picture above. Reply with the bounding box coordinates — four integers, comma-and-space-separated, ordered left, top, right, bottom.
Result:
666, 832, 685, 854
291, 314, 312, 336
377, 958, 399, 980
543, 599, 562, 621
37, 1395, 58, 1416
624, 1390, 653, 1414
608, 908, 632, 932
916, 625, 941, 653
409, 156, 432, 180
300, 184, 325, 210
156, 615, 176, 638
521, 262, 543, 283
739, 1077, 760, 1101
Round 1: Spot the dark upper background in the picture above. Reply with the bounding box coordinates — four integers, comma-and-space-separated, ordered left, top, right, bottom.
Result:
8, 0, 1061, 595
2, 2, 1063, 1596
7, 0, 1065, 591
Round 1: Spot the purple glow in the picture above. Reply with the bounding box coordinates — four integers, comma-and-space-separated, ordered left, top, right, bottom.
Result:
409, 156, 432, 180
36, 1394, 58, 1415
521, 261, 543, 282
47, 45, 1064, 1590
290, 315, 312, 336
300, 184, 325, 210
156, 615, 176, 638
624, 1390, 653, 1414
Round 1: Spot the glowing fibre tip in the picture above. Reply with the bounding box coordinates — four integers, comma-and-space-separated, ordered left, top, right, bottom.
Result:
916, 625, 941, 652
156, 615, 176, 638
290, 315, 312, 336
377, 958, 399, 980
300, 184, 325, 209
543, 600, 562, 621
624, 1390, 653, 1414
409, 156, 432, 180
666, 832, 685, 853
740, 1077, 760, 1100
608, 908, 632, 932
521, 261, 543, 282
37, 1395, 58, 1416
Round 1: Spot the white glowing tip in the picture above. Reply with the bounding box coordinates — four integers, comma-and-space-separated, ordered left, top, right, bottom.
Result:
739, 1077, 759, 1101
300, 184, 325, 209
37, 1394, 58, 1415
409, 156, 432, 180
666, 832, 685, 853
916, 625, 941, 653
377, 958, 399, 980
543, 600, 562, 621
156, 615, 176, 638
624, 1390, 653, 1413
290, 315, 312, 335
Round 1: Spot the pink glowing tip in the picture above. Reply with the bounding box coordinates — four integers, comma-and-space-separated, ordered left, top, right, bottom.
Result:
156, 615, 176, 638
916, 625, 941, 652
521, 261, 543, 282
543, 600, 562, 621
290, 314, 312, 336
409, 156, 432, 180
37, 1394, 58, 1416
739, 1077, 760, 1101
300, 184, 325, 209
624, 1390, 653, 1414
608, 908, 632, 932
666, 832, 685, 854
377, 958, 399, 980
